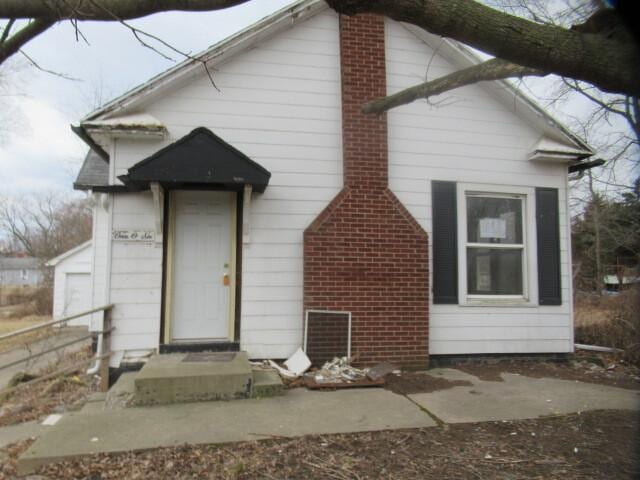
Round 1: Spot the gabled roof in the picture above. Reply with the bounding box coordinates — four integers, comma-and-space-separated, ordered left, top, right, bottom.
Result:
81, 0, 326, 123
74, 150, 109, 190
119, 127, 271, 192
46, 241, 92, 267
0, 257, 40, 270
77, 0, 592, 162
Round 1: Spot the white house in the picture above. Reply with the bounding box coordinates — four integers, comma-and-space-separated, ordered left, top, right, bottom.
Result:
0, 256, 43, 287
46, 241, 93, 327
70, 0, 595, 369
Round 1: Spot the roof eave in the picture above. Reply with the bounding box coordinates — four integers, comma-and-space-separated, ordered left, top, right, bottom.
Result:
400, 24, 594, 155
81, 0, 326, 122
46, 241, 92, 267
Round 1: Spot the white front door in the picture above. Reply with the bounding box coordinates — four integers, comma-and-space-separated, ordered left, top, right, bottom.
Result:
170, 190, 234, 342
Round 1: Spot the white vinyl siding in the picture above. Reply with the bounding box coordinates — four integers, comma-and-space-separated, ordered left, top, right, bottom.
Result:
106, 10, 342, 361
385, 19, 573, 355
51, 244, 92, 327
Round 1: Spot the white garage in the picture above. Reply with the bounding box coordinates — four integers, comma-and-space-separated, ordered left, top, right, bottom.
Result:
47, 241, 93, 327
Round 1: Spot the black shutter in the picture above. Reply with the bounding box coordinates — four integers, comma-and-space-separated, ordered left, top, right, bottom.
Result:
536, 188, 562, 305
432, 181, 458, 304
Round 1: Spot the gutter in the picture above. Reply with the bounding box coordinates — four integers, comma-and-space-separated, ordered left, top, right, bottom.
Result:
71, 125, 109, 162
568, 158, 606, 174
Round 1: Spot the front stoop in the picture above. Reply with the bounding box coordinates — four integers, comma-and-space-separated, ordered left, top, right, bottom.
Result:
132, 351, 283, 406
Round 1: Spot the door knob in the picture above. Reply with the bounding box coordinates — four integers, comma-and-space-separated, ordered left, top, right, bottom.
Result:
223, 273, 230, 286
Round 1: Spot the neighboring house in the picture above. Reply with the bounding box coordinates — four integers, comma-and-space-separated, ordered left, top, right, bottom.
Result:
603, 275, 640, 294
46, 242, 93, 327
70, 1, 596, 369
0, 256, 43, 287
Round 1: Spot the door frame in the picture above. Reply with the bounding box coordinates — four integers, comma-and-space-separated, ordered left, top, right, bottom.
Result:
159, 187, 243, 346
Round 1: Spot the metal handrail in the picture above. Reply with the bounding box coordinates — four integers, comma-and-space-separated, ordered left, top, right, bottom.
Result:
0, 303, 115, 392
0, 304, 115, 341
0, 328, 114, 372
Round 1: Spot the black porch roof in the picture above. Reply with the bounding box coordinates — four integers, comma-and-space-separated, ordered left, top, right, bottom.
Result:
119, 127, 271, 192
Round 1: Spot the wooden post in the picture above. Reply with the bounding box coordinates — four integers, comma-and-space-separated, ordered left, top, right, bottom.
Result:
100, 307, 112, 392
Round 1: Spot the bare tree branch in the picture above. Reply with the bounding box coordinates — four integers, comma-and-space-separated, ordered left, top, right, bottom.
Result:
363, 58, 546, 114
19, 50, 81, 81
0, 18, 55, 65
326, 0, 640, 97
0, 18, 16, 43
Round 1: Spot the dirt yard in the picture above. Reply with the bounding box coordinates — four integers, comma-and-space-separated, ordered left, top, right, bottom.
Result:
0, 409, 637, 479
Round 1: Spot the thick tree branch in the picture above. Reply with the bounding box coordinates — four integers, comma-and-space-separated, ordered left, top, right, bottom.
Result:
0, 18, 55, 64
0, 18, 16, 43
327, 0, 640, 97
0, 0, 248, 20
363, 58, 546, 114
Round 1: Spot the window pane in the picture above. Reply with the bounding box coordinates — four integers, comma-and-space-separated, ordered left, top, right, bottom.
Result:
467, 248, 523, 295
467, 196, 523, 244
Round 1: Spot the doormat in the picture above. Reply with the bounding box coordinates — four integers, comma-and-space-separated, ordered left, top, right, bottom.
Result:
183, 352, 236, 363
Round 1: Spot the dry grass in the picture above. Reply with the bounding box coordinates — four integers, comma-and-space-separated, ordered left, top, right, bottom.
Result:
0, 285, 38, 307
575, 288, 640, 367
0, 346, 97, 427
0, 314, 52, 353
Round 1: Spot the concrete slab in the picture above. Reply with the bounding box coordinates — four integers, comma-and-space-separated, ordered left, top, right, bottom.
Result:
134, 352, 252, 405
0, 421, 44, 449
410, 368, 640, 423
251, 370, 284, 398
104, 372, 136, 410
18, 388, 435, 474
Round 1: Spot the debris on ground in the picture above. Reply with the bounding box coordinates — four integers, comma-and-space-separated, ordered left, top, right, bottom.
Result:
1, 410, 637, 479
283, 348, 311, 376
261, 348, 312, 379
0, 346, 98, 427
302, 357, 387, 389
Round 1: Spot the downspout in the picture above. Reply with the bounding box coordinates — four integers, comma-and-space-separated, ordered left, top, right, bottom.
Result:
87, 142, 116, 376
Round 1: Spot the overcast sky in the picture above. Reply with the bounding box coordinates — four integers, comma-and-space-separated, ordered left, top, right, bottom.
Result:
0, 2, 634, 200
0, 1, 292, 197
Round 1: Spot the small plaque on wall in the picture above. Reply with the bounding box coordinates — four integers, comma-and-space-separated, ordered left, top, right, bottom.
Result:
112, 230, 155, 242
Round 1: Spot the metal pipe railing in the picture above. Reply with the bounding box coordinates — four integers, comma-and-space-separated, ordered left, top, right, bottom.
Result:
0, 304, 115, 341
0, 304, 115, 392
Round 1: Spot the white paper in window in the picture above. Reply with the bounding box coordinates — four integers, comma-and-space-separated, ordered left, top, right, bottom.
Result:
479, 218, 506, 239
476, 254, 491, 291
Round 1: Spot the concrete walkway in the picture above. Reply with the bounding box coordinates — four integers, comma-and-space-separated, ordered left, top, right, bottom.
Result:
14, 368, 640, 475
0, 327, 91, 389
0, 421, 45, 449
18, 388, 434, 474
409, 368, 640, 423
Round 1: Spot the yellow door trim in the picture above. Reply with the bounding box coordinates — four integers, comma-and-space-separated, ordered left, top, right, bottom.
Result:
163, 190, 236, 344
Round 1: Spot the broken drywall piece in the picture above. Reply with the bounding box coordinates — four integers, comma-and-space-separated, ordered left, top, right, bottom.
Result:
284, 348, 311, 376
41, 414, 62, 426
268, 360, 298, 378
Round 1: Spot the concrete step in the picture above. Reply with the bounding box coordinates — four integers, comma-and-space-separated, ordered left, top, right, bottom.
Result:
251, 370, 285, 398
133, 352, 254, 406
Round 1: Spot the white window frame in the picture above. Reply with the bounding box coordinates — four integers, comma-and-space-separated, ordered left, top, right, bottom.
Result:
457, 183, 538, 306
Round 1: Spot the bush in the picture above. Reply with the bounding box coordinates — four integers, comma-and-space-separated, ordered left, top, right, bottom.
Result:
575, 287, 640, 367
2, 285, 52, 318
32, 286, 53, 316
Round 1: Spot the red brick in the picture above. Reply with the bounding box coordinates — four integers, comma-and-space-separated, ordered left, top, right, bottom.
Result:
303, 14, 430, 369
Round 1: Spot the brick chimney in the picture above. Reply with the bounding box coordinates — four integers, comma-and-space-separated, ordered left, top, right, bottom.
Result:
303, 14, 430, 368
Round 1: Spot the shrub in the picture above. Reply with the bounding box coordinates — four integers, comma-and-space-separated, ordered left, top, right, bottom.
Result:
32, 286, 53, 316
575, 287, 640, 367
